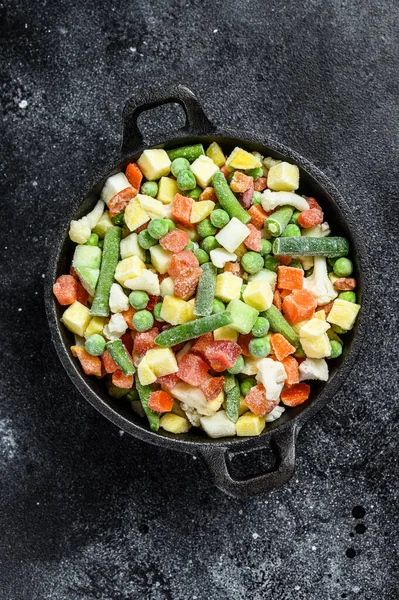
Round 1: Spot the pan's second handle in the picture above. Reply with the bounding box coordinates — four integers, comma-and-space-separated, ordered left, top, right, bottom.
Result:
201, 424, 299, 498
121, 84, 215, 155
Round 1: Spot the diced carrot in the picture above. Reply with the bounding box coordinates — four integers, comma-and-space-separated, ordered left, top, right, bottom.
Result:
254, 176, 267, 191
148, 390, 174, 413
53, 275, 78, 305
220, 164, 230, 178
244, 384, 278, 417
102, 349, 119, 373
200, 376, 226, 401
277, 266, 304, 291
108, 187, 137, 218
121, 331, 134, 354
238, 333, 252, 357
297, 208, 323, 228
112, 369, 134, 389
248, 204, 268, 229
230, 171, 253, 193
278, 255, 292, 266
281, 383, 310, 406
172, 194, 194, 227
319, 301, 334, 316
224, 262, 241, 276
305, 197, 322, 210
191, 333, 213, 360
122, 306, 137, 330
282, 289, 317, 324
133, 327, 159, 355
199, 187, 217, 202
173, 266, 202, 299
244, 223, 262, 252
71, 346, 102, 377
282, 356, 299, 386
136, 221, 149, 234
125, 162, 143, 189
76, 282, 89, 305
270, 333, 296, 361
156, 372, 179, 392
273, 290, 282, 311
160, 228, 190, 253
168, 250, 199, 279
279, 289, 292, 300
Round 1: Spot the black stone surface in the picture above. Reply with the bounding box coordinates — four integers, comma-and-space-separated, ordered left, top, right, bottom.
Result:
1, 0, 398, 598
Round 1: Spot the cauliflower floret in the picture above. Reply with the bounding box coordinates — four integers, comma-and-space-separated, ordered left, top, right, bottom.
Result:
181, 403, 202, 427
125, 269, 160, 295
302, 222, 331, 238
265, 405, 286, 422
303, 256, 338, 306
85, 200, 105, 229
103, 313, 128, 340
299, 358, 329, 382
109, 283, 129, 313
256, 358, 287, 401
261, 189, 309, 212
69, 216, 91, 244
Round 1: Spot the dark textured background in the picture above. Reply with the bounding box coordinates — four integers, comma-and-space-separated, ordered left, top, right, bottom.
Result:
1, 0, 398, 598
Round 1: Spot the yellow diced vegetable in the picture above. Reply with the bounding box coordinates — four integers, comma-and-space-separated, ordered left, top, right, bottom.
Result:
115, 255, 145, 286
190, 155, 219, 188
206, 141, 225, 167
327, 299, 361, 331
238, 396, 249, 416
137, 149, 171, 181
137, 194, 168, 218
137, 356, 157, 385
149, 245, 173, 274
145, 348, 178, 377
299, 318, 330, 338
189, 200, 215, 223
242, 280, 273, 311
124, 199, 150, 232
215, 272, 243, 302
300, 333, 331, 359
226, 147, 262, 170
160, 413, 191, 434
314, 309, 326, 321
157, 177, 179, 204
84, 316, 106, 339
267, 161, 299, 192
236, 413, 266, 436
160, 296, 192, 324
61, 301, 92, 337
92, 211, 113, 238
214, 326, 238, 342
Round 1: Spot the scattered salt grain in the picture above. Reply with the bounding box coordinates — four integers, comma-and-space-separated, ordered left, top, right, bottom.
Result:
19, 100, 28, 109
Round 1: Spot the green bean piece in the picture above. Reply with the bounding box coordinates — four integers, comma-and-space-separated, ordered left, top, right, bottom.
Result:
263, 304, 299, 347
273, 236, 349, 258
212, 171, 251, 224
240, 377, 256, 397
223, 372, 237, 393
265, 206, 294, 237
167, 143, 205, 163
90, 226, 121, 317
154, 311, 232, 347
106, 339, 135, 376
111, 212, 125, 226
225, 379, 241, 423
136, 379, 160, 432
194, 262, 217, 317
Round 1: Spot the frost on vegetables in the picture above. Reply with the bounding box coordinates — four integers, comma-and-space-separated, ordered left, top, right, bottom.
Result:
53, 143, 361, 438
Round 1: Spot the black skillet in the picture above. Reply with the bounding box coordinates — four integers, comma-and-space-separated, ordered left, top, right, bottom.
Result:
45, 85, 368, 498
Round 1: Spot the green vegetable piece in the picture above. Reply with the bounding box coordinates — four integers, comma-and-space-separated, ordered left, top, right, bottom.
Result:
210, 209, 230, 228
252, 191, 262, 205
263, 254, 279, 272
177, 169, 197, 191
201, 236, 220, 254
86, 233, 99, 246
85, 334, 106, 356
194, 248, 209, 265
260, 239, 273, 256
227, 299, 259, 334
129, 290, 149, 310
227, 355, 244, 375
194, 262, 217, 317
125, 388, 139, 402
329, 340, 343, 359
167, 143, 205, 163
338, 291, 356, 303
171, 157, 190, 177
154, 311, 232, 347
106, 339, 135, 376
240, 284, 247, 300
273, 236, 350, 258
133, 310, 154, 332
265, 205, 294, 237
263, 304, 299, 347
240, 377, 256, 397
186, 186, 202, 200
141, 181, 158, 197
164, 218, 175, 232
98, 240, 104, 250
249, 337, 270, 358
153, 302, 164, 321
197, 218, 217, 237
332, 324, 347, 334
251, 316, 270, 337
246, 167, 263, 180
90, 226, 121, 317
138, 229, 157, 249
241, 251, 264, 274
212, 171, 251, 224
148, 218, 169, 240
281, 224, 301, 237
185, 241, 195, 251
74, 266, 99, 296
224, 373, 236, 393
290, 210, 301, 225
111, 212, 125, 226
294, 344, 306, 358
226, 379, 241, 423
227, 171, 236, 184
212, 298, 225, 313
333, 257, 353, 277
136, 379, 160, 432
106, 380, 130, 399
290, 259, 304, 270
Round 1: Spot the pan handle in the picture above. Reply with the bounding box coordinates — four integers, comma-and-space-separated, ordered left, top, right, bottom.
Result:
121, 84, 215, 154
200, 424, 299, 498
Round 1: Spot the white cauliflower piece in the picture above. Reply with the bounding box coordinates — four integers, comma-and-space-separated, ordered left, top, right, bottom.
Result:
303, 256, 338, 306
210, 248, 237, 268
109, 283, 129, 313
181, 403, 202, 427
261, 189, 309, 212
299, 358, 329, 382
302, 222, 331, 238
265, 405, 286, 422
69, 216, 91, 244
256, 358, 287, 401
103, 313, 128, 340
124, 269, 160, 296
85, 200, 105, 229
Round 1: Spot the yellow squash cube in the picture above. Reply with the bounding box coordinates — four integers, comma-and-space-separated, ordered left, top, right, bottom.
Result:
120, 232, 146, 262
137, 194, 168, 218
160, 413, 190, 434
241, 356, 259, 375
189, 155, 219, 188
157, 177, 179, 204
267, 161, 300, 192
300, 333, 331, 359
214, 326, 238, 342
206, 141, 225, 167
145, 348, 178, 378
124, 199, 150, 232
299, 318, 330, 338
149, 245, 173, 274
61, 301, 91, 337
160, 296, 191, 325
327, 299, 361, 331
215, 272, 243, 302
236, 413, 266, 437
242, 280, 273, 311
115, 255, 145, 286
207, 390, 225, 414
92, 211, 113, 238
314, 309, 326, 321
238, 396, 249, 416
186, 299, 197, 320
84, 316, 106, 339
225, 147, 262, 170
160, 276, 174, 297
137, 356, 157, 385
189, 200, 215, 223
137, 149, 171, 181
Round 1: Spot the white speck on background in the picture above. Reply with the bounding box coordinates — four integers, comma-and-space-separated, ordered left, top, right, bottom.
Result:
41, 273, 45, 278
119, 430, 124, 436
33, 181, 37, 187
213, 29, 218, 33
0, 420, 17, 460
18, 308, 22, 312
129, 47, 137, 53
295, 585, 300, 591
252, 532, 259, 540
19, 99, 28, 109
311, 545, 316, 551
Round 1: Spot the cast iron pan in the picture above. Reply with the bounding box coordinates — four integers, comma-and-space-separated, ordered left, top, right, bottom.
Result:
45, 85, 368, 498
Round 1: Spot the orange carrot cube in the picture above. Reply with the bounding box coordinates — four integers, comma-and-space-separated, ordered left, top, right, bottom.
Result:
125, 162, 143, 189
108, 187, 136, 218
53, 275, 78, 306
281, 383, 310, 406
230, 171, 253, 193
112, 369, 134, 389
160, 228, 190, 253
244, 384, 278, 417
277, 266, 304, 290
282, 356, 299, 386
172, 194, 194, 227
248, 204, 268, 229
148, 390, 174, 412
282, 289, 317, 324
244, 223, 262, 252
71, 346, 102, 377
271, 333, 296, 361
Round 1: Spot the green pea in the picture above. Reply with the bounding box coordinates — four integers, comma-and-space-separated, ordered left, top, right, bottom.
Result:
227, 355, 245, 375
141, 181, 158, 197
148, 218, 169, 240
333, 257, 353, 277
125, 389, 139, 402
249, 337, 271, 358
185, 241, 195, 251
86, 233, 99, 246
290, 210, 301, 225
260, 239, 272, 256
290, 259, 304, 270
201, 236, 220, 254
282, 224, 301, 237
197, 218, 217, 238
338, 291, 356, 303
132, 310, 154, 332
171, 157, 190, 177
240, 377, 256, 397
210, 209, 230, 228
241, 251, 264, 274
111, 212, 125, 226
252, 191, 262, 205
164, 219, 175, 232
212, 299, 226, 314
98, 239, 104, 250
332, 324, 347, 335
263, 254, 279, 272
138, 229, 157, 249
186, 186, 202, 200
129, 290, 149, 310
251, 317, 270, 337
177, 169, 196, 191
85, 334, 106, 356
329, 340, 343, 359
194, 248, 209, 265
246, 167, 263, 180
153, 302, 164, 322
